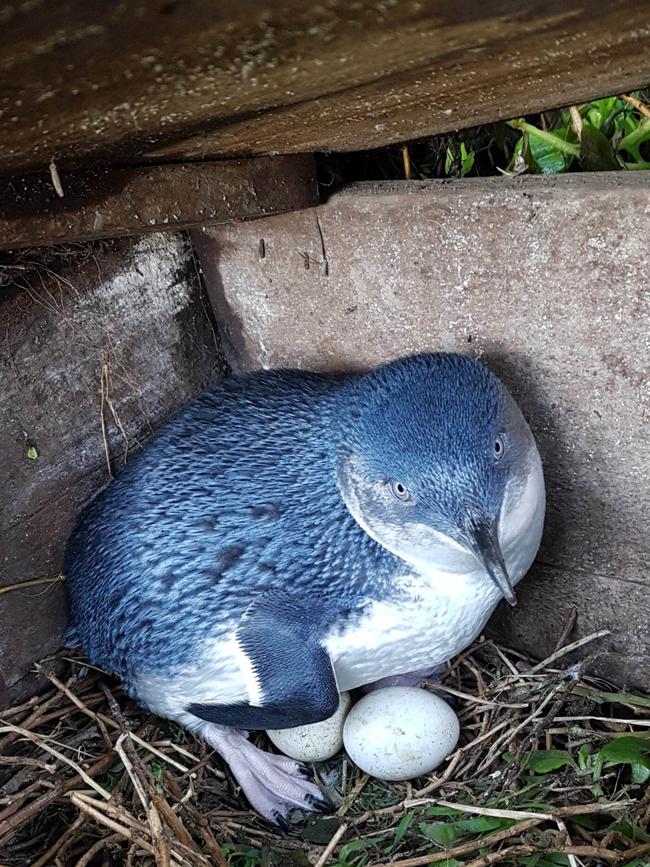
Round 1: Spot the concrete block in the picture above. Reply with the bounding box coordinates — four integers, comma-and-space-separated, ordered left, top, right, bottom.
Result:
0, 233, 224, 700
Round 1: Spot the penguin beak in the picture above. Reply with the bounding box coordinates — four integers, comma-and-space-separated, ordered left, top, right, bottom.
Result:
465, 517, 517, 607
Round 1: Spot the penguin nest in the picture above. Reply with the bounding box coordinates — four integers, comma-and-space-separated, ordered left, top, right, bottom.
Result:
2, 633, 649, 867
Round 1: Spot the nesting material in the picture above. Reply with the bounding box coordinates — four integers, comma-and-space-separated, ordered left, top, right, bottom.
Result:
1, 631, 649, 866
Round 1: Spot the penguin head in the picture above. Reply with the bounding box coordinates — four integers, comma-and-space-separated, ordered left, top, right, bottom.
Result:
337, 353, 545, 606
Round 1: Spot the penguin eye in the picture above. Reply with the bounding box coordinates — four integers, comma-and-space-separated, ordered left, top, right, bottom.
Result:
390, 480, 412, 502
493, 434, 506, 461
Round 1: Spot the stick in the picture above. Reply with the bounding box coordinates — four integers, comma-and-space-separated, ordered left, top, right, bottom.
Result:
337, 773, 370, 817
620, 94, 650, 119
0, 723, 112, 800
0, 750, 118, 838
30, 815, 86, 867
367, 818, 543, 866
526, 630, 610, 674
0, 575, 64, 596
401, 145, 412, 180
70, 792, 184, 866
74, 832, 123, 867
313, 822, 349, 867
403, 799, 633, 821
552, 606, 578, 654
464, 843, 622, 867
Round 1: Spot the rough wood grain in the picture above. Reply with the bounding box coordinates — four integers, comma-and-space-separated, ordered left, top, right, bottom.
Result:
0, 156, 317, 250
0, 1, 649, 175
193, 173, 650, 687
0, 234, 224, 700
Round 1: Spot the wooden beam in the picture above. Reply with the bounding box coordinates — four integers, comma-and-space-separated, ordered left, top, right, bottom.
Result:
0, 1, 648, 175
0, 155, 317, 250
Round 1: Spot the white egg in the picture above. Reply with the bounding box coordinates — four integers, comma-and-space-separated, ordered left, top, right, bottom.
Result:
267, 692, 352, 762
342, 687, 459, 781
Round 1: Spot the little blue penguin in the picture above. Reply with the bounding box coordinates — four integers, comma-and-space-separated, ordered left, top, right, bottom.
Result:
65, 352, 545, 827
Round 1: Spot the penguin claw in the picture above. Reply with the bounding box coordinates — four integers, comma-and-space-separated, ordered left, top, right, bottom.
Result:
272, 812, 291, 835
202, 726, 332, 827
295, 762, 312, 779
307, 793, 334, 814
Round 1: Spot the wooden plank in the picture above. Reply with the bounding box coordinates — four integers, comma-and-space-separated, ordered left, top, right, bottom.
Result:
0, 234, 224, 701
0, 1, 649, 175
0, 155, 317, 250
192, 173, 650, 688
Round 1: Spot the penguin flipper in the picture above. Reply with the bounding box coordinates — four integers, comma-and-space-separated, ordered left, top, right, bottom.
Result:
187, 591, 339, 730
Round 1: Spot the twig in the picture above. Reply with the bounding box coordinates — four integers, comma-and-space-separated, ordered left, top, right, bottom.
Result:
424, 683, 527, 708
555, 817, 579, 867
113, 719, 171, 867
30, 815, 86, 867
0, 575, 64, 596
464, 843, 622, 867
74, 832, 123, 867
367, 818, 543, 866
0, 723, 111, 800
100, 356, 114, 479
526, 630, 610, 674
314, 214, 330, 277
313, 821, 349, 867
70, 792, 148, 834
552, 606, 578, 654
568, 106, 583, 140
620, 93, 650, 119
42, 669, 113, 749
197, 820, 229, 867
401, 145, 412, 180
70, 792, 184, 867
0, 755, 55, 772
337, 773, 369, 817
49, 159, 65, 198
0, 749, 118, 838
402, 799, 633, 821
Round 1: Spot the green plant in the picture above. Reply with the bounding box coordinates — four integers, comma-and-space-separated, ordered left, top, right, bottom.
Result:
506, 95, 650, 174
445, 141, 476, 177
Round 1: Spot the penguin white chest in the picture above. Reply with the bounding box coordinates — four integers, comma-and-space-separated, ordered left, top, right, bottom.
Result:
324, 573, 501, 692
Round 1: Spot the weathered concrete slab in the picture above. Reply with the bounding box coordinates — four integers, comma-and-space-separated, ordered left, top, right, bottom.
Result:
0, 234, 224, 700
194, 173, 650, 688
0, 155, 317, 250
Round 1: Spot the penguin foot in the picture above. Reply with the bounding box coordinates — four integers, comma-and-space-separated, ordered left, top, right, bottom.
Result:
201, 725, 333, 827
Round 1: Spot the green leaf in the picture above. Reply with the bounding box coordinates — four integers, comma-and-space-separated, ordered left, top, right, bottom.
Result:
458, 142, 475, 177
632, 762, 650, 784
528, 127, 573, 174
27, 445, 38, 460
610, 821, 650, 843
579, 124, 621, 171
525, 750, 573, 773
383, 812, 415, 854
599, 735, 650, 769
451, 816, 513, 834
569, 814, 598, 830
424, 806, 463, 818
302, 817, 344, 845
337, 838, 381, 867
419, 821, 458, 847
521, 857, 571, 867
445, 147, 454, 175
289, 855, 311, 867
